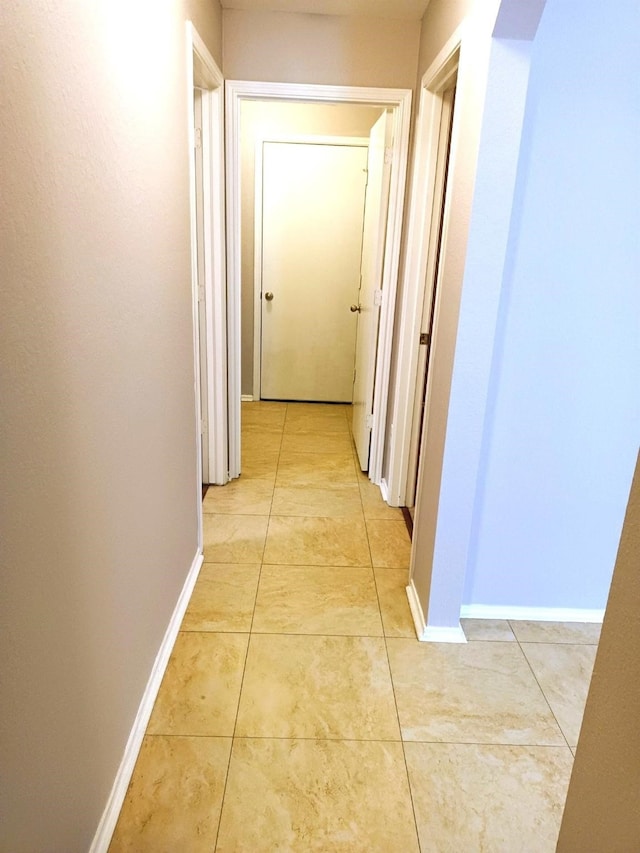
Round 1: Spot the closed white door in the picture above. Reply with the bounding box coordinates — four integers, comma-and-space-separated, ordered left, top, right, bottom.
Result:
352, 112, 393, 470
259, 141, 368, 402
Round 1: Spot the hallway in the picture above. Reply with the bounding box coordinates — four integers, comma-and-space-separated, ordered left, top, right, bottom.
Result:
109, 402, 597, 851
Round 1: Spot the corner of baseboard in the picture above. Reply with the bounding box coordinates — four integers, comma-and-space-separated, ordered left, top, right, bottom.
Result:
89, 550, 204, 852
406, 580, 467, 643
460, 604, 605, 623
241, 394, 254, 402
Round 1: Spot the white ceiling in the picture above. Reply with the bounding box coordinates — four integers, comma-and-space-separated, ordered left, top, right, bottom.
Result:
220, 0, 431, 21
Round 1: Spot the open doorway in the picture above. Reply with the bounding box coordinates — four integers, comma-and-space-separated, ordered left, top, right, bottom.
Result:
187, 25, 227, 506
226, 82, 412, 486
405, 81, 457, 513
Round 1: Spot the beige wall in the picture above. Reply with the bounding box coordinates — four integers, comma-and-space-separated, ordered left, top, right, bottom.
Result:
0, 0, 222, 849
557, 451, 640, 850
240, 100, 384, 396
416, 0, 471, 77
223, 9, 420, 90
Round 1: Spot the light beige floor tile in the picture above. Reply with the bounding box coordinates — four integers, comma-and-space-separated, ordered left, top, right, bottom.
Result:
461, 618, 516, 642
358, 478, 404, 520
235, 634, 400, 739
241, 451, 279, 480
252, 564, 383, 636
386, 639, 564, 745
216, 739, 419, 853
241, 402, 287, 427
281, 431, 354, 454
271, 484, 363, 517
284, 414, 351, 435
147, 632, 248, 736
263, 516, 371, 567
404, 742, 573, 853
275, 450, 358, 487
181, 564, 260, 632
520, 642, 597, 747
366, 518, 412, 568
203, 478, 274, 515
241, 431, 283, 454
109, 735, 231, 853
374, 568, 415, 638
203, 514, 268, 564
510, 620, 601, 644
285, 402, 349, 419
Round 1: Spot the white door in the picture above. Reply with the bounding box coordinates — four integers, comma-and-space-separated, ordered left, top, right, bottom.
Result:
259, 141, 368, 402
352, 112, 393, 470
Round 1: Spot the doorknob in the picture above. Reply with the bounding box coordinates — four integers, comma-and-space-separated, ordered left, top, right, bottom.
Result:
264, 292, 274, 301
350, 304, 361, 313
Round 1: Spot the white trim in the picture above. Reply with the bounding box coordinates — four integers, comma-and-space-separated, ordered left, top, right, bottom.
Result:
460, 605, 605, 623
406, 579, 426, 639
421, 624, 468, 643
89, 551, 204, 852
385, 25, 464, 506
187, 23, 227, 488
241, 394, 254, 402
253, 134, 369, 401
406, 581, 467, 642
226, 80, 411, 484
379, 477, 391, 504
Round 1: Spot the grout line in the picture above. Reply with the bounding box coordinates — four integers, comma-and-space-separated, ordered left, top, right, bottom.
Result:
510, 626, 574, 753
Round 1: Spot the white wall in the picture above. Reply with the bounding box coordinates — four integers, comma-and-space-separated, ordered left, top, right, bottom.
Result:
0, 1, 222, 849
456, 0, 639, 611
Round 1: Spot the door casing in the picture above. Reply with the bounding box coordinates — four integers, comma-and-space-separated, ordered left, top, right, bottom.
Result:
225, 81, 412, 486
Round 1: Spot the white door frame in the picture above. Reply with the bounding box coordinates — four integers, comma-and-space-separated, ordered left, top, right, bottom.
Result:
226, 81, 412, 483
253, 134, 369, 402
384, 30, 462, 507
186, 24, 227, 502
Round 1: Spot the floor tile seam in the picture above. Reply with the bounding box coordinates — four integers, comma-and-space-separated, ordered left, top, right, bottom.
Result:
512, 635, 573, 751
228, 734, 406, 743
398, 736, 575, 748
374, 567, 423, 852
244, 630, 387, 639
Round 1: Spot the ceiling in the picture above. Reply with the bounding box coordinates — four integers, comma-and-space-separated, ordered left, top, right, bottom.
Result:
220, 0, 431, 21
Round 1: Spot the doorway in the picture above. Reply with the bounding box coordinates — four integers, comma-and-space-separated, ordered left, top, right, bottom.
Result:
187, 25, 227, 500
405, 82, 457, 512
226, 81, 412, 485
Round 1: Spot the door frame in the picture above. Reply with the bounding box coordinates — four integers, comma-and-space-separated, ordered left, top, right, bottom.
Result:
226, 81, 412, 483
384, 30, 462, 507
187, 24, 227, 501
253, 134, 369, 402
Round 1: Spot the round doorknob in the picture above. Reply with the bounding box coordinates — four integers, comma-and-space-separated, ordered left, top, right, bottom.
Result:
350, 304, 361, 313
264, 291, 274, 301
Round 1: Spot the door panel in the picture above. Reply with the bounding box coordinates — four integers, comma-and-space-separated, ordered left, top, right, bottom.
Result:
260, 142, 368, 402
352, 112, 393, 470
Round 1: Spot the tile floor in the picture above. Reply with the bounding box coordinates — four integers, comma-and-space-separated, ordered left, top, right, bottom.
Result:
109, 401, 599, 852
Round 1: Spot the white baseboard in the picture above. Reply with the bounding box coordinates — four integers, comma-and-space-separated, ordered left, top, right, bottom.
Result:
241, 394, 254, 402
89, 550, 204, 853
379, 478, 390, 503
460, 604, 605, 623
406, 581, 467, 643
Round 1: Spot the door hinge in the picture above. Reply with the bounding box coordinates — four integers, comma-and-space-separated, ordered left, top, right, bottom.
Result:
384, 146, 393, 165
366, 414, 374, 430
373, 290, 383, 307
419, 332, 430, 345
194, 127, 202, 149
